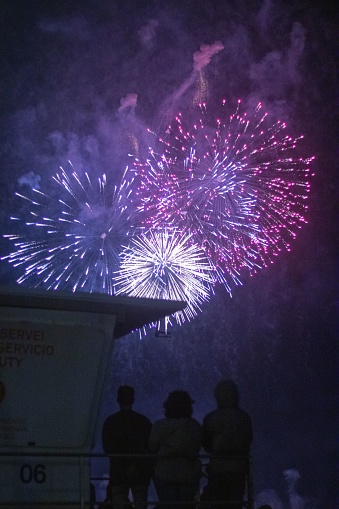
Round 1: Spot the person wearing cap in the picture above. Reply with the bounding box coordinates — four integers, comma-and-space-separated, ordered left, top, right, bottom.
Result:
201, 380, 253, 509
102, 385, 152, 509
149, 390, 202, 509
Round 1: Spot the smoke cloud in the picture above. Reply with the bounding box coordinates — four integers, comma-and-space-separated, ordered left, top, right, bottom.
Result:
138, 19, 159, 50
118, 93, 138, 112
249, 22, 305, 101
255, 469, 317, 509
18, 172, 41, 190
193, 41, 224, 71
157, 40, 224, 128
283, 469, 305, 509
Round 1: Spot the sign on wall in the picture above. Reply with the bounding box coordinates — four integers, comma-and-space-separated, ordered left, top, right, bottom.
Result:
0, 306, 116, 505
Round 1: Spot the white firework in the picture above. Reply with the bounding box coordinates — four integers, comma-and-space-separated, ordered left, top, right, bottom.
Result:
114, 229, 215, 325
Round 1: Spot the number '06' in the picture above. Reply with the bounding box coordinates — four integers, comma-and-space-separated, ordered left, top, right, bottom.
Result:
20, 464, 46, 484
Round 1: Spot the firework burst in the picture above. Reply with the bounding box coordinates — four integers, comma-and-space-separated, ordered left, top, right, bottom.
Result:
3, 163, 136, 294
130, 100, 314, 292
114, 229, 215, 325
2, 99, 314, 332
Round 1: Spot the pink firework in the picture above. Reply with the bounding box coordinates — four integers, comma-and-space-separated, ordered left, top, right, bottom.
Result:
129, 100, 314, 293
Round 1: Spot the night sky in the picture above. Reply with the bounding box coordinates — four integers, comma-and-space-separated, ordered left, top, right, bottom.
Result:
0, 1, 337, 507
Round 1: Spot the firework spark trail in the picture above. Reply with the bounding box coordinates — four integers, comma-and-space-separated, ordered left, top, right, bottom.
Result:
157, 42, 224, 130
130, 100, 314, 293
2, 98, 313, 331
3, 163, 136, 295
114, 229, 216, 326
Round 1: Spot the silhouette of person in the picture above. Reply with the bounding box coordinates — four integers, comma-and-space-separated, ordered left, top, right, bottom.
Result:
149, 390, 202, 509
201, 380, 253, 509
102, 385, 152, 509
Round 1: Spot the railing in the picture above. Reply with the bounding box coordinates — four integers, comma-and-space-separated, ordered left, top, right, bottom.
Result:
0, 452, 254, 509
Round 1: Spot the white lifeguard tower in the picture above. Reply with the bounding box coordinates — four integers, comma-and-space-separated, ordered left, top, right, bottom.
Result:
0, 286, 186, 508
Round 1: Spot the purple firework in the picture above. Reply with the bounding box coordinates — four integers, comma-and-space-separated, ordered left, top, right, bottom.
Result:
130, 100, 314, 293
3, 164, 136, 294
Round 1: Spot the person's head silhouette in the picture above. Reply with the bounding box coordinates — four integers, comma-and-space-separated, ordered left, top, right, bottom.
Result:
117, 385, 135, 408
214, 379, 239, 408
163, 390, 194, 418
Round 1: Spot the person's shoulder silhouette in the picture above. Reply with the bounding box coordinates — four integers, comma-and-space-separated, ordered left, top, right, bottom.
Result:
102, 385, 152, 509
201, 380, 252, 508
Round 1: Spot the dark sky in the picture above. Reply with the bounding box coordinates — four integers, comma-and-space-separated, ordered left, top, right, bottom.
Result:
0, 1, 337, 507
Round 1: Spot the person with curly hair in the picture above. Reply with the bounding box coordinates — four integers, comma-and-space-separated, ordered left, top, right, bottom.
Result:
149, 390, 202, 509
